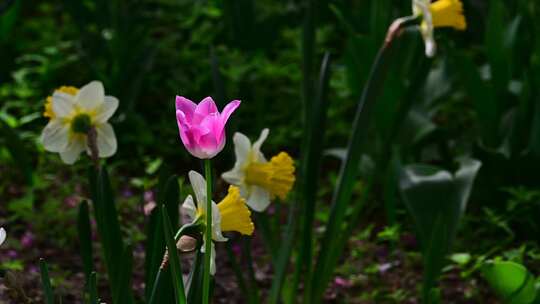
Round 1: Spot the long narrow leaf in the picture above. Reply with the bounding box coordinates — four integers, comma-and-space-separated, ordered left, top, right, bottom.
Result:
39, 258, 55, 304
310, 25, 407, 304
77, 201, 93, 280
162, 207, 187, 304
300, 52, 332, 302
88, 272, 98, 304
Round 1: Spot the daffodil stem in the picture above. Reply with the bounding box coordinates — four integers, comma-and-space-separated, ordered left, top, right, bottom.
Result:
202, 159, 213, 304
87, 127, 99, 169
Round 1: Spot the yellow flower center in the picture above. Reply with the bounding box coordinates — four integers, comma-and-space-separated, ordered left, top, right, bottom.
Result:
217, 186, 254, 235
429, 0, 466, 30
44, 86, 79, 119
244, 152, 295, 200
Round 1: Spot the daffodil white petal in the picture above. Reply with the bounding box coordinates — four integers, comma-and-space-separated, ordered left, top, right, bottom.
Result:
211, 202, 227, 242
233, 132, 252, 162
424, 35, 436, 57
182, 195, 198, 221
95, 123, 117, 157
252, 128, 269, 162
52, 92, 76, 118
201, 240, 217, 276
247, 186, 271, 212
221, 170, 244, 185
41, 120, 70, 152
189, 171, 208, 207
95, 96, 119, 123
77, 81, 105, 110
412, 0, 435, 57
60, 137, 86, 164
0, 227, 6, 246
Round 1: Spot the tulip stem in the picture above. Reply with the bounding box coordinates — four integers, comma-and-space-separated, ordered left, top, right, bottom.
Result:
202, 159, 213, 304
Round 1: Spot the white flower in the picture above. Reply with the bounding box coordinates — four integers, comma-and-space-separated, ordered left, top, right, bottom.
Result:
182, 170, 254, 275
222, 129, 295, 212
413, 0, 436, 57
412, 0, 466, 57
0, 227, 6, 246
183, 171, 226, 276
40, 81, 118, 164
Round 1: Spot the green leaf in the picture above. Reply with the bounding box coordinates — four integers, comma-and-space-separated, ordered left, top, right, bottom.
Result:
145, 173, 179, 303
113, 245, 135, 304
39, 258, 55, 304
77, 201, 93, 280
399, 158, 481, 300
88, 272, 98, 304
310, 27, 419, 304
299, 52, 332, 302
162, 207, 187, 304
482, 261, 536, 304
452, 51, 498, 145
88, 166, 134, 304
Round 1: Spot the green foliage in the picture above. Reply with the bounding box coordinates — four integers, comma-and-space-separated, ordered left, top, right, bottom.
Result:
482, 261, 537, 304
399, 159, 481, 302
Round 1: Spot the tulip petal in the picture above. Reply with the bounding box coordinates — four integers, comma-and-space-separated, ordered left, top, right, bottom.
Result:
219, 100, 241, 133
193, 97, 219, 125
95, 96, 119, 123
41, 120, 70, 152
77, 81, 105, 110
95, 123, 117, 157
176, 96, 197, 122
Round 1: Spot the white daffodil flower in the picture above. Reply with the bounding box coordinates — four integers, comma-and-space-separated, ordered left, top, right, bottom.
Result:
222, 129, 295, 212
40, 81, 118, 164
0, 227, 6, 246
183, 170, 254, 275
412, 0, 466, 57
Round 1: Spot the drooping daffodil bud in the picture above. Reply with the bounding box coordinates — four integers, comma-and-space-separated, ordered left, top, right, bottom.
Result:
175, 96, 240, 159
412, 0, 466, 57
182, 170, 254, 275
222, 129, 296, 212
40, 81, 119, 164
0, 227, 6, 246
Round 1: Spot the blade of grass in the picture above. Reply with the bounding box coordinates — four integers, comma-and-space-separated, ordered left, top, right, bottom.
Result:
300, 52, 332, 302
269, 200, 300, 304
225, 241, 250, 303
113, 245, 134, 304
309, 22, 414, 304
88, 272, 98, 304
77, 201, 93, 280
39, 258, 55, 304
187, 251, 203, 303
243, 237, 260, 303
253, 212, 278, 266
162, 207, 187, 304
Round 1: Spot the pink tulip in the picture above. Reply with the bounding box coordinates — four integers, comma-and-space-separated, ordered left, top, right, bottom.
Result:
175, 96, 241, 159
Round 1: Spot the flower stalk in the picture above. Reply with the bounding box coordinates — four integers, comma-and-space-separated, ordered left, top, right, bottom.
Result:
202, 159, 213, 304
87, 127, 99, 169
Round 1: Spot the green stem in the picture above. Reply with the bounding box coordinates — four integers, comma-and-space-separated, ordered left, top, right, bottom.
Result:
203, 159, 213, 304
148, 268, 163, 304
149, 223, 198, 304
225, 242, 250, 301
